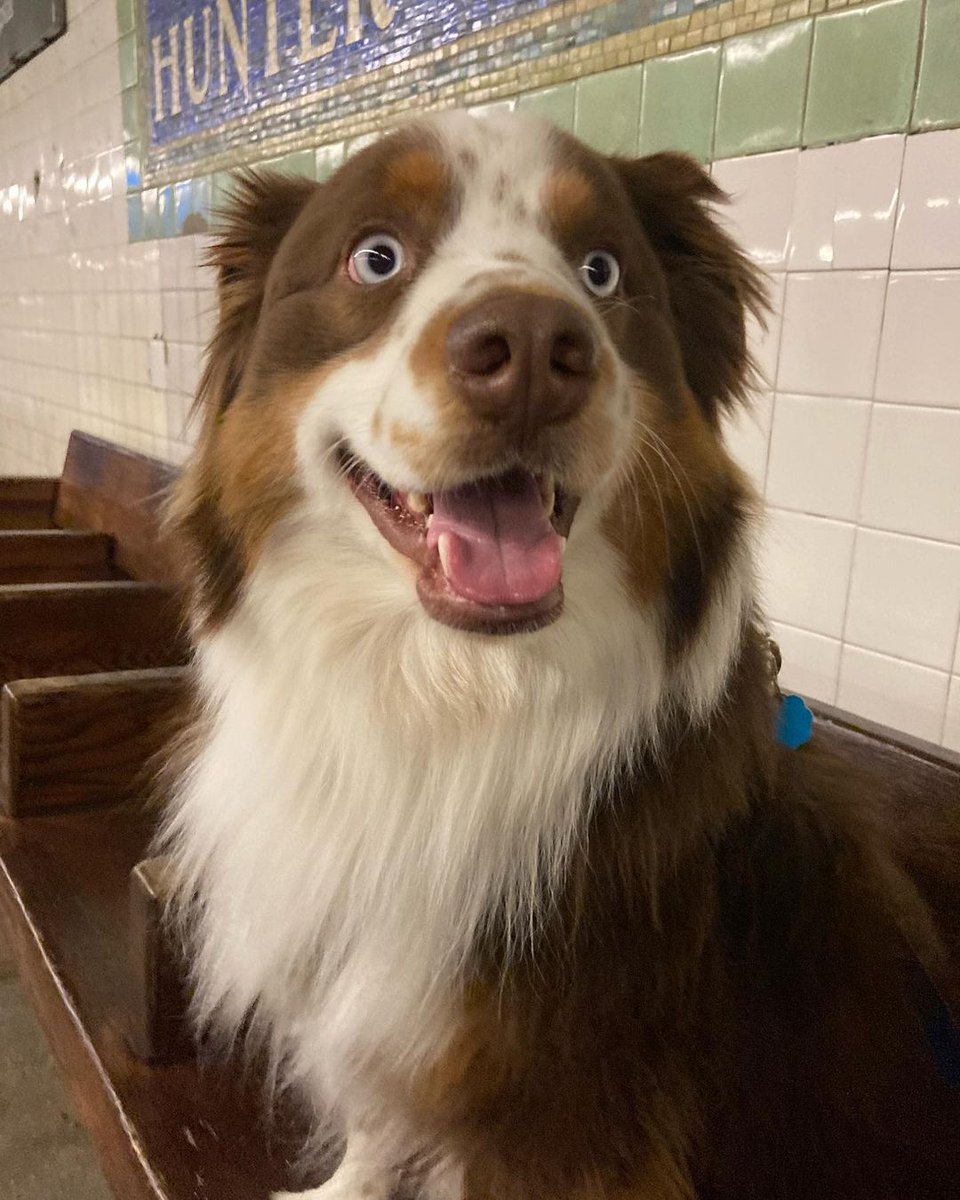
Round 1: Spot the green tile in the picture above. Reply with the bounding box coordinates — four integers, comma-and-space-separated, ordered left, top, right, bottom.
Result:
638, 46, 721, 162
315, 141, 345, 180
174, 179, 194, 232
517, 82, 577, 132
259, 149, 316, 178
468, 100, 516, 119
913, 0, 960, 131
126, 192, 144, 242
575, 65, 644, 155
715, 21, 813, 158
141, 187, 159, 240
278, 149, 316, 179
121, 87, 140, 143
118, 32, 139, 91
158, 184, 176, 237
115, 0, 135, 37
803, 0, 923, 147
211, 171, 235, 217
193, 174, 213, 223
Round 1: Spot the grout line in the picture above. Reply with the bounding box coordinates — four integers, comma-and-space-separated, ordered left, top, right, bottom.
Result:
765, 504, 960, 552
760, 275, 788, 492
944, 608, 960, 743
773, 617, 951, 677
836, 521, 861, 695
797, 5, 819, 151
907, 0, 929, 134
707, 38, 723, 164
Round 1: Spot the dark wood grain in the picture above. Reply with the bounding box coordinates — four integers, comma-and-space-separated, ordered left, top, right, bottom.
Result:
0, 530, 120, 584
0, 804, 325, 1200
126, 856, 192, 1065
0, 583, 189, 687
0, 478, 58, 529
1, 669, 190, 816
55, 432, 181, 585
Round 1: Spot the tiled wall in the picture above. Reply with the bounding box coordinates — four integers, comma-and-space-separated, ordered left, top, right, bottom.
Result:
0, 0, 200, 470
0, 0, 959, 748
716, 131, 960, 749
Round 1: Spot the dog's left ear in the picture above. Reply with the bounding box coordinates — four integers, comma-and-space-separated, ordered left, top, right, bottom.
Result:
611, 152, 768, 424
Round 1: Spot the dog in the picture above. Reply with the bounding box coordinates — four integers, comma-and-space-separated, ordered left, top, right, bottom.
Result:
162, 110, 960, 1199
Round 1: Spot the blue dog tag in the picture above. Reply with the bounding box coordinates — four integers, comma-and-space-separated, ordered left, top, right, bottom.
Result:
777, 693, 813, 749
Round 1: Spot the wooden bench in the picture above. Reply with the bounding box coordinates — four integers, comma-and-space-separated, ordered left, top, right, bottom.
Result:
0, 432, 321, 1199
0, 433, 957, 1200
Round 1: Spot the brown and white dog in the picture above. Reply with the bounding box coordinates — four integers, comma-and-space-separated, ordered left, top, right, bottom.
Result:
163, 111, 960, 1200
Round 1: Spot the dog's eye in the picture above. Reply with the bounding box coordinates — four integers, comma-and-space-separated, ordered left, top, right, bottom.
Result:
579, 250, 620, 298
347, 234, 405, 285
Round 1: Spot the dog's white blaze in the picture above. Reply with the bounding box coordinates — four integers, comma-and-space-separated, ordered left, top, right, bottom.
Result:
299, 111, 633, 494
166, 494, 669, 1115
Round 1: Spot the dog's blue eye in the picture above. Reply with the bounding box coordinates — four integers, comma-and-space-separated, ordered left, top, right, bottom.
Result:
580, 250, 620, 298
348, 234, 405, 285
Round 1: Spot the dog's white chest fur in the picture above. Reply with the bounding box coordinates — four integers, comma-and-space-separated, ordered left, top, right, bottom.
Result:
164, 511, 688, 1108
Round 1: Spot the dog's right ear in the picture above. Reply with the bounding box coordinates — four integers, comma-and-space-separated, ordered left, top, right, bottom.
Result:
198, 171, 316, 421
609, 153, 767, 425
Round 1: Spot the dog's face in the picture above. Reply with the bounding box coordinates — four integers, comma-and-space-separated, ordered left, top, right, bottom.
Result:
179, 111, 763, 648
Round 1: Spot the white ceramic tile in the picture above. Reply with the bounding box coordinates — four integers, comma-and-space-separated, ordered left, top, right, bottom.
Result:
837, 646, 949, 743
892, 129, 960, 270
788, 137, 901, 272
844, 530, 960, 670
768, 620, 841, 704
875, 272, 960, 408
748, 271, 785, 389
944, 677, 960, 753
787, 145, 836, 271
859, 406, 960, 542
723, 392, 772, 488
777, 272, 886, 398
759, 508, 855, 638
712, 150, 798, 270
765, 393, 870, 520
832, 135, 903, 270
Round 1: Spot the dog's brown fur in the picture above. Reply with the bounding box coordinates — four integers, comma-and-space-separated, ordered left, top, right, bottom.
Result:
397, 630, 960, 1200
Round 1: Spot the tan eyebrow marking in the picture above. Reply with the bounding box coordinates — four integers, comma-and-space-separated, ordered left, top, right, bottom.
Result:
383, 148, 451, 225
542, 169, 597, 239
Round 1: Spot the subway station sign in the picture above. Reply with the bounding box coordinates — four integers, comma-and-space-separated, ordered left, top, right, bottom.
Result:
139, 0, 716, 182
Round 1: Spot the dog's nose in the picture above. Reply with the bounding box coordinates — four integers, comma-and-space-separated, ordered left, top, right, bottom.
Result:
445, 292, 597, 437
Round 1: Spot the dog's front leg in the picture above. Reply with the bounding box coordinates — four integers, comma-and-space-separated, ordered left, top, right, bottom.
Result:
272, 1132, 398, 1200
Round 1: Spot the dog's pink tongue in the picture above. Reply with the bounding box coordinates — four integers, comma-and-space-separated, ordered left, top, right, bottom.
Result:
427, 473, 561, 606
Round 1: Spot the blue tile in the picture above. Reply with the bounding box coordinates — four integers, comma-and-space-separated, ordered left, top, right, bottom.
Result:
124, 141, 142, 190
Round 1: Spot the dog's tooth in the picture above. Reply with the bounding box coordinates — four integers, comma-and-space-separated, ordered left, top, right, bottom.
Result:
540, 478, 556, 514
407, 491, 430, 515
438, 532, 453, 578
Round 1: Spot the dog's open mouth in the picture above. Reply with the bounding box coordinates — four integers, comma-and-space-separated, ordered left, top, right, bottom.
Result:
339, 447, 579, 634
